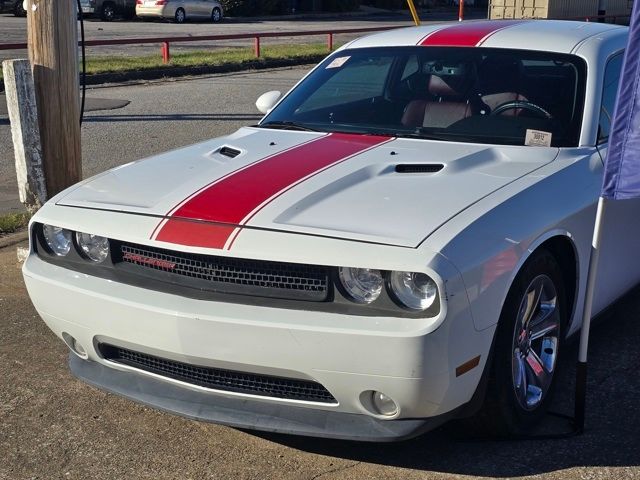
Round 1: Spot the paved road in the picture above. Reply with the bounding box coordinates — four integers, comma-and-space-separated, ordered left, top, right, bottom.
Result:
0, 10, 482, 61
2, 241, 640, 479
0, 66, 309, 214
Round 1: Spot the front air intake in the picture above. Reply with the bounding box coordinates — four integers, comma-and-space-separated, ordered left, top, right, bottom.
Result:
98, 344, 337, 404
218, 146, 242, 158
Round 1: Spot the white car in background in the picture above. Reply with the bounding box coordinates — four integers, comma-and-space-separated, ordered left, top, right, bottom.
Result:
23, 20, 634, 441
135, 0, 223, 23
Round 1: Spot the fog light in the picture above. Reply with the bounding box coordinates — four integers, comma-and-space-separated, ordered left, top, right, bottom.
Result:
62, 332, 88, 359
371, 391, 398, 416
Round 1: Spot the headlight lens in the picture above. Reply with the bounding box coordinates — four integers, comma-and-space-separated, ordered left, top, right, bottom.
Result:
42, 224, 72, 256
76, 232, 110, 263
389, 271, 438, 311
338, 267, 383, 304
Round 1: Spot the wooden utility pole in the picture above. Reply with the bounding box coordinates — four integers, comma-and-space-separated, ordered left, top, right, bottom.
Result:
27, 0, 82, 198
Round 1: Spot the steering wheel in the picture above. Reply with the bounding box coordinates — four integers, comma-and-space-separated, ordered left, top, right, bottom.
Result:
491, 101, 553, 120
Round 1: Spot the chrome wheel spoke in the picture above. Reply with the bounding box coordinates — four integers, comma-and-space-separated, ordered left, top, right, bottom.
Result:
520, 280, 543, 328
529, 311, 559, 341
525, 349, 549, 388
513, 349, 528, 405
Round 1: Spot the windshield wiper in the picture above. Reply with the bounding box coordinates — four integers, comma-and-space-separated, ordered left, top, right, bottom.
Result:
399, 129, 485, 142
258, 121, 319, 132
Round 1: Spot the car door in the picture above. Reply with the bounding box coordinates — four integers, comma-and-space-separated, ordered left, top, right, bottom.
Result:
592, 52, 640, 314
187, 0, 206, 17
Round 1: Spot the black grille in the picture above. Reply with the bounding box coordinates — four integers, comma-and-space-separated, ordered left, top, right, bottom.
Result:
115, 242, 329, 301
99, 344, 337, 404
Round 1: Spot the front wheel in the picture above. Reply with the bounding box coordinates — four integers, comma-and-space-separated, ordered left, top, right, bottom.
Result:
100, 2, 116, 21
174, 7, 185, 23
211, 7, 221, 22
479, 249, 566, 435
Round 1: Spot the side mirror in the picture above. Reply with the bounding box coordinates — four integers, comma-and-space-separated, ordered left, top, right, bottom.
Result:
255, 91, 281, 115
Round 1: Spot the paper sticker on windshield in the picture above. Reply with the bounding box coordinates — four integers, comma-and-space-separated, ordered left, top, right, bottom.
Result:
525, 129, 552, 147
326, 56, 350, 69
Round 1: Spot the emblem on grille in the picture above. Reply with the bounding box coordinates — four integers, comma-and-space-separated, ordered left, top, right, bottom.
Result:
122, 252, 177, 270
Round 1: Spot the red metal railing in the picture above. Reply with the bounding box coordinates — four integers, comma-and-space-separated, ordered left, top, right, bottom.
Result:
0, 26, 401, 64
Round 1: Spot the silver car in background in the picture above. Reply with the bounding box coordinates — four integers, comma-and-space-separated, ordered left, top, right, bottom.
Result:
136, 0, 223, 23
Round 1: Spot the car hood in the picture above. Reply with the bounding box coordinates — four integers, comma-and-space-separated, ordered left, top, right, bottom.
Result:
57, 127, 558, 249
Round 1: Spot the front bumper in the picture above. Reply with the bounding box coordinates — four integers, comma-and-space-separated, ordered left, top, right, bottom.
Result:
70, 354, 456, 441
23, 252, 493, 441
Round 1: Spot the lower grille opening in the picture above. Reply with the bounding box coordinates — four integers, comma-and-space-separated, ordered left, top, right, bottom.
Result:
98, 344, 337, 404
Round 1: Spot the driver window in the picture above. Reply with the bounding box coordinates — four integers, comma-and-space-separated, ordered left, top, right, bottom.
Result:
598, 53, 623, 144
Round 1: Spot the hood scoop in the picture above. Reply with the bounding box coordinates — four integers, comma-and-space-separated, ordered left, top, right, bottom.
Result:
218, 146, 242, 159
395, 164, 444, 174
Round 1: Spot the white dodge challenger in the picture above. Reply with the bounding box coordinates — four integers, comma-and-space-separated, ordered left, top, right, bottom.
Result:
23, 20, 636, 441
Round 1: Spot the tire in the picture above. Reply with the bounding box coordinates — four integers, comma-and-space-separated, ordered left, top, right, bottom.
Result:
100, 2, 116, 21
211, 7, 221, 22
478, 249, 566, 436
174, 7, 185, 23
14, 0, 26, 16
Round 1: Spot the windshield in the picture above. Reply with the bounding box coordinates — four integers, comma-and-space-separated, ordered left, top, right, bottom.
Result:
261, 47, 587, 147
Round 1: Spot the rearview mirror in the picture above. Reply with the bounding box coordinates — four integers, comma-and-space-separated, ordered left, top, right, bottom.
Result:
256, 91, 282, 115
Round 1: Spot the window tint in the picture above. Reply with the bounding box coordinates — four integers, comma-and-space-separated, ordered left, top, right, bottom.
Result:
599, 53, 623, 143
296, 56, 394, 113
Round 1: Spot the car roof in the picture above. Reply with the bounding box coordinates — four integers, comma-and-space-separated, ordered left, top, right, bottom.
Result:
347, 20, 627, 54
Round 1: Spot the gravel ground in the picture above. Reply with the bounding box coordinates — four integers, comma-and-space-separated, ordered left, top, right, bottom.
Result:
2, 240, 640, 479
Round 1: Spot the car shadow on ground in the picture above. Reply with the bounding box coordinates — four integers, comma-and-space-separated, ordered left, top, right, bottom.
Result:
250, 286, 640, 477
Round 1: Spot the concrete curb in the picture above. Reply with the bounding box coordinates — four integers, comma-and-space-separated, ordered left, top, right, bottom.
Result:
81, 54, 327, 86
0, 229, 28, 250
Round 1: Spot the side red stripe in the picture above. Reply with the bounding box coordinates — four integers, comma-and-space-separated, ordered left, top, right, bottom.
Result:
154, 132, 391, 248
420, 20, 524, 47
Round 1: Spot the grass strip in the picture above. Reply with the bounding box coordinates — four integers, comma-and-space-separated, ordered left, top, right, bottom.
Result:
1, 43, 330, 83
84, 43, 330, 75
0, 212, 30, 235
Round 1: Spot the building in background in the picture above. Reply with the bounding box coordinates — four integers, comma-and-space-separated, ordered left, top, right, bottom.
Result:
489, 0, 633, 19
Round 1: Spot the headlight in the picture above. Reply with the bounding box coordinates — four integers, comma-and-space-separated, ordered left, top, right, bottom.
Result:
76, 232, 110, 263
42, 224, 72, 256
389, 271, 438, 311
338, 267, 383, 304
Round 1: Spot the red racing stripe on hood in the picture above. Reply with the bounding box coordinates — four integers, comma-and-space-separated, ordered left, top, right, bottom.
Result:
154, 132, 392, 249
419, 20, 525, 47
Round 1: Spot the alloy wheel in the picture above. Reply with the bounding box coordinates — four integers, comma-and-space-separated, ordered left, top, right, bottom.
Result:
511, 274, 560, 411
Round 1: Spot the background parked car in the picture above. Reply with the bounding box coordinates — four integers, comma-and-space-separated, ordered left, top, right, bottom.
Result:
0, 0, 26, 16
136, 0, 223, 23
88, 0, 136, 21
79, 0, 95, 15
